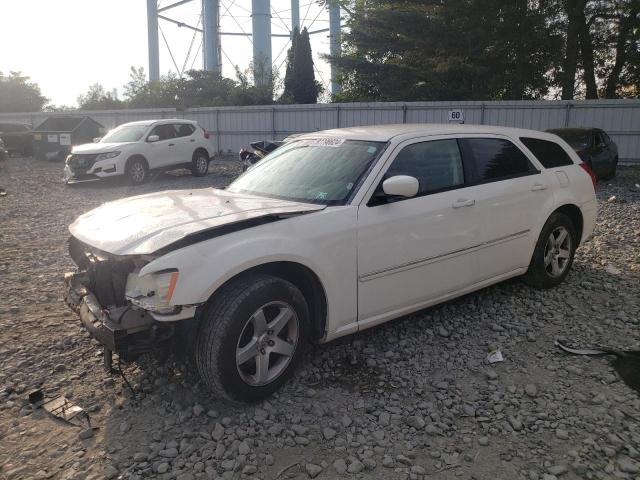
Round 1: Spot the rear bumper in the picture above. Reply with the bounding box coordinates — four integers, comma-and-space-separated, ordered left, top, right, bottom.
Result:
580, 198, 598, 244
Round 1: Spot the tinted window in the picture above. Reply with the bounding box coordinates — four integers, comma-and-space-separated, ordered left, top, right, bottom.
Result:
461, 138, 536, 183
174, 123, 195, 137
600, 131, 612, 144
520, 137, 573, 168
386, 139, 464, 195
149, 124, 175, 141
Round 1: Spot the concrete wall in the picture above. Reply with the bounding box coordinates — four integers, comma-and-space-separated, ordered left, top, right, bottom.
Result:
2, 100, 638, 163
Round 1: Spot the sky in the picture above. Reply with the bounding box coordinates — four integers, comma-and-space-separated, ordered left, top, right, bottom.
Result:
0, 0, 334, 107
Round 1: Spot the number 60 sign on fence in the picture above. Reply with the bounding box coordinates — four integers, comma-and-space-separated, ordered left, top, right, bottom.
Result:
448, 109, 464, 123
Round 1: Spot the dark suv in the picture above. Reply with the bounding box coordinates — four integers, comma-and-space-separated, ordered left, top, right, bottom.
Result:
0, 122, 33, 156
546, 127, 618, 180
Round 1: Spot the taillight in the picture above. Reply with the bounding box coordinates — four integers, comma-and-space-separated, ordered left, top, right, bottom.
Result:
203, 129, 210, 139
580, 162, 597, 191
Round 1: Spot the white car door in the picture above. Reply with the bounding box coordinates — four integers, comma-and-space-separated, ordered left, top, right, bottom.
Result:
171, 123, 197, 165
457, 136, 546, 279
146, 124, 177, 168
357, 136, 482, 328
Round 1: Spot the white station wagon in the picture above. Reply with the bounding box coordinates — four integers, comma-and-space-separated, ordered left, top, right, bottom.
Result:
64, 124, 597, 401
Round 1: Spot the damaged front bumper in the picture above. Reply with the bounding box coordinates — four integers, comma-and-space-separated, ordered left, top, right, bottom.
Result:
64, 271, 172, 361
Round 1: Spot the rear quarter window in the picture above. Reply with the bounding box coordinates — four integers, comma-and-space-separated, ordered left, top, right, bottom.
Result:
460, 138, 537, 183
520, 137, 574, 168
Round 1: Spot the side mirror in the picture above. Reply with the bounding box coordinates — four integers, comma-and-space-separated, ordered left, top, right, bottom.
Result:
147, 135, 160, 143
382, 175, 419, 198
93, 137, 102, 143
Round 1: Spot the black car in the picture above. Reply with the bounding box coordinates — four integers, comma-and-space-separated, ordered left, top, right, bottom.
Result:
546, 127, 618, 180
0, 122, 33, 156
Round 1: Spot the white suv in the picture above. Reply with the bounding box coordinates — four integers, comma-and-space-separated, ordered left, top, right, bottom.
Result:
64, 119, 212, 184
64, 124, 597, 402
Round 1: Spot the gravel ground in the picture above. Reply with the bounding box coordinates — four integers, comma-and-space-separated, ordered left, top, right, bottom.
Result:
1, 157, 639, 480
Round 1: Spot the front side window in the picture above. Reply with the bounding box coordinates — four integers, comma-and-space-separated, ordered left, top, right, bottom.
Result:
149, 124, 176, 141
520, 137, 573, 168
461, 138, 536, 183
227, 139, 385, 205
385, 139, 464, 195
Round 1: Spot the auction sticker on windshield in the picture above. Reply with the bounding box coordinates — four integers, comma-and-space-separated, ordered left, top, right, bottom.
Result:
300, 138, 346, 147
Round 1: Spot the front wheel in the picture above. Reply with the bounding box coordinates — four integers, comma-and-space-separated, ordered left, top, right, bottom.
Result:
126, 157, 148, 185
190, 151, 209, 177
523, 212, 577, 289
196, 274, 309, 402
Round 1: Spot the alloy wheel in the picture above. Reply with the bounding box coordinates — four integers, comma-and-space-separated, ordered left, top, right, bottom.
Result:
236, 301, 299, 386
544, 226, 572, 278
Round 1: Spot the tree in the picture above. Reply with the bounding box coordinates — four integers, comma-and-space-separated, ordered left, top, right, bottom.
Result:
330, 0, 561, 102
0, 72, 47, 112
77, 83, 124, 110
281, 27, 321, 103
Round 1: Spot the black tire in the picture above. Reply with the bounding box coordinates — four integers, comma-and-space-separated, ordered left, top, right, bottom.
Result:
126, 157, 148, 185
602, 156, 618, 181
190, 150, 209, 177
523, 212, 577, 289
196, 274, 310, 403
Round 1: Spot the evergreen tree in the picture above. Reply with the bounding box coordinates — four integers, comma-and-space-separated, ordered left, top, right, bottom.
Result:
282, 27, 321, 103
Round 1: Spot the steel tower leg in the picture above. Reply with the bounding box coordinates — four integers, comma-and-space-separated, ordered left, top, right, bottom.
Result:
251, 0, 272, 86
147, 0, 160, 81
291, 0, 300, 33
203, 0, 221, 72
329, 1, 341, 95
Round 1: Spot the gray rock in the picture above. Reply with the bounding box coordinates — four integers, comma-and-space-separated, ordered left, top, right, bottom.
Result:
333, 459, 347, 474
618, 457, 640, 474
478, 436, 489, 446
438, 327, 450, 338
405, 415, 426, 430
525, 384, 538, 397
347, 460, 364, 474
508, 416, 523, 431
79, 428, 94, 440
555, 429, 569, 440
322, 427, 337, 440
306, 464, 323, 478
157, 463, 169, 474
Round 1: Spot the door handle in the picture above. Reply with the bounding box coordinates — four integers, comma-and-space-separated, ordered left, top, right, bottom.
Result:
531, 183, 547, 191
168, 143, 175, 146
190, 139, 195, 142
452, 198, 475, 209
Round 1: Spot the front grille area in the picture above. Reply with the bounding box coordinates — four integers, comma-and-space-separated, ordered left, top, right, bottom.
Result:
68, 236, 136, 308
68, 154, 98, 172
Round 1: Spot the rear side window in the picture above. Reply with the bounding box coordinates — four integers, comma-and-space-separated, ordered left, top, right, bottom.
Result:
520, 137, 574, 168
386, 139, 464, 195
174, 123, 195, 137
460, 138, 537, 183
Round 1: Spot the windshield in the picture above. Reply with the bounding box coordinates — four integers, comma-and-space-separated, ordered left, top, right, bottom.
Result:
227, 139, 386, 205
101, 125, 148, 143
548, 129, 592, 150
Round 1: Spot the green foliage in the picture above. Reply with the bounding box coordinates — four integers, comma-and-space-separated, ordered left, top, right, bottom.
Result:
332, 0, 562, 101
77, 84, 124, 110
281, 28, 322, 104
0, 72, 48, 112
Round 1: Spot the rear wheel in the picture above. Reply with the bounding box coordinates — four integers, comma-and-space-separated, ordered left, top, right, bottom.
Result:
190, 150, 209, 177
126, 157, 148, 185
602, 156, 618, 180
523, 212, 577, 289
196, 274, 309, 403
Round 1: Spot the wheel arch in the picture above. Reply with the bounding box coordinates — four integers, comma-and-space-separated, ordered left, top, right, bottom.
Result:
202, 261, 328, 342
125, 153, 148, 170
193, 146, 210, 160
551, 204, 583, 245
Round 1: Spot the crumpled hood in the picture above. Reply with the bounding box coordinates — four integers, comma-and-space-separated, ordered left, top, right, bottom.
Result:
69, 188, 325, 255
72, 142, 135, 154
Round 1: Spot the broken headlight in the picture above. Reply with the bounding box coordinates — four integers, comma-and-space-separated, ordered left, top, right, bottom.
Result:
125, 269, 179, 314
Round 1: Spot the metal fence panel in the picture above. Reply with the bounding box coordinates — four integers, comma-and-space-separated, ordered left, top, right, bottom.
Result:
1, 100, 638, 162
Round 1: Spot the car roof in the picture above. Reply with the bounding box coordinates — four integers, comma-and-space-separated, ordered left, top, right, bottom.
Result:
296, 123, 562, 143
120, 119, 197, 127
546, 127, 596, 133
